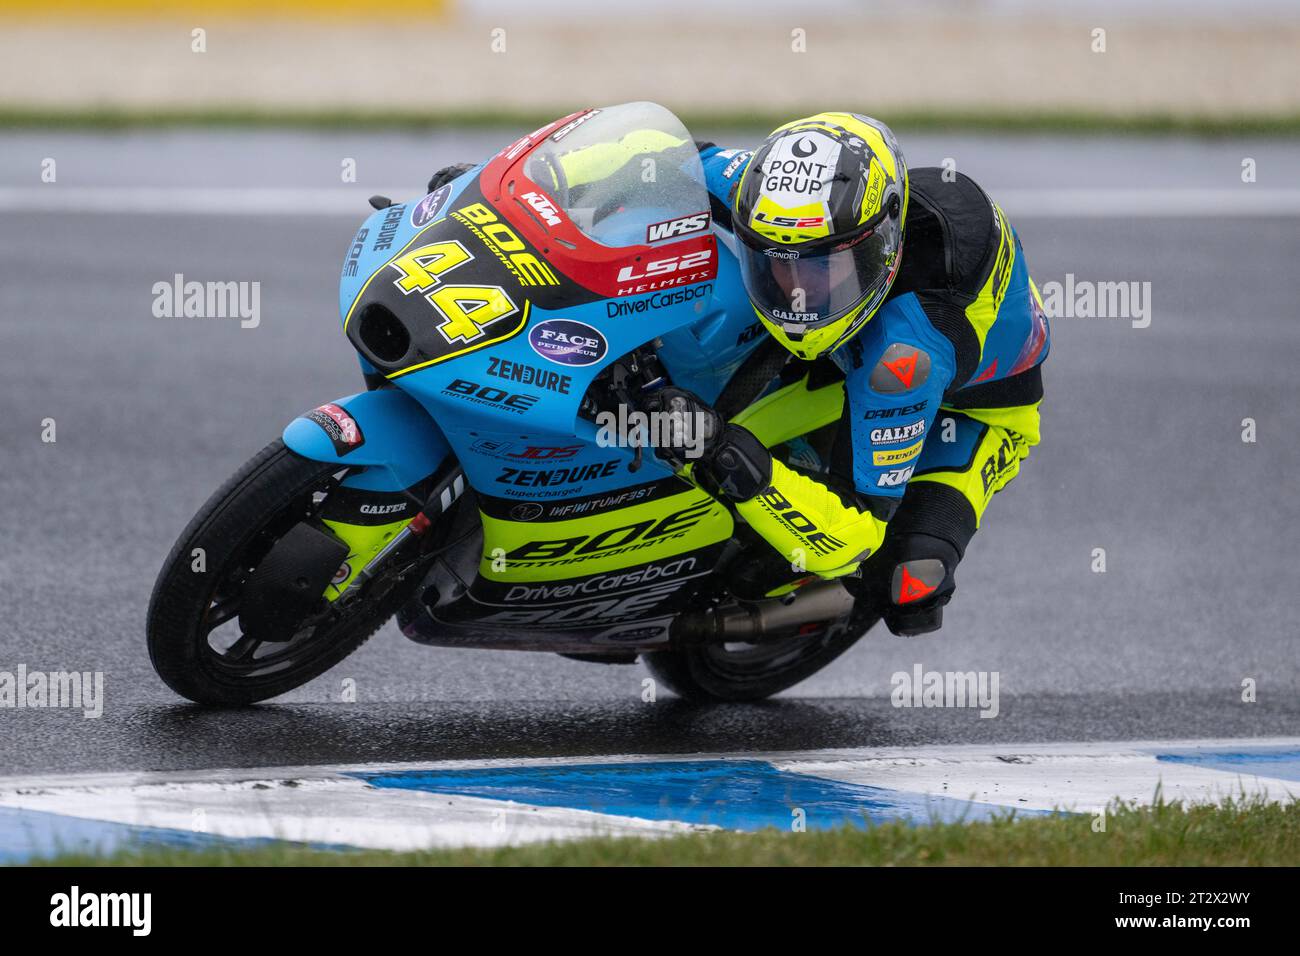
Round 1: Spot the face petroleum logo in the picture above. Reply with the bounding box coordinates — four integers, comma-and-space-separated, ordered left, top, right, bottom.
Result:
410, 183, 453, 228
528, 319, 608, 366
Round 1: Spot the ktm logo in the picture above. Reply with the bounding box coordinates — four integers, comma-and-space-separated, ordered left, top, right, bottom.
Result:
876, 465, 914, 487
520, 191, 562, 227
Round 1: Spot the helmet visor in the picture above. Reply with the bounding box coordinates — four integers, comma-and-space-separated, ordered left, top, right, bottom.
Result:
736, 219, 901, 333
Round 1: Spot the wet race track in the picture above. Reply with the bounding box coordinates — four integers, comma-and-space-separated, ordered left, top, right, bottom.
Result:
1, 130, 1298, 775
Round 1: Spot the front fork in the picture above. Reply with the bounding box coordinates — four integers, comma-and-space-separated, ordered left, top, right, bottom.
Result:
282, 387, 461, 603
325, 465, 466, 605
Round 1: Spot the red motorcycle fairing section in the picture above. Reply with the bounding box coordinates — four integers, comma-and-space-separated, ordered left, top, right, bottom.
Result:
477, 109, 718, 300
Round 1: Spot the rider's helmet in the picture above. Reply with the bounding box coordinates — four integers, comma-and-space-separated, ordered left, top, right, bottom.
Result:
732, 112, 908, 361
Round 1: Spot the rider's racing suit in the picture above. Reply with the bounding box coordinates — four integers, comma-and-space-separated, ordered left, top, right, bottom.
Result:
691, 145, 1051, 635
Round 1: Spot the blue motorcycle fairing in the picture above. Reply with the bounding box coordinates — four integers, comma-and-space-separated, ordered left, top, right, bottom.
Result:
388, 256, 762, 504
650, 236, 761, 408
339, 170, 481, 327
304, 166, 765, 514
282, 388, 452, 493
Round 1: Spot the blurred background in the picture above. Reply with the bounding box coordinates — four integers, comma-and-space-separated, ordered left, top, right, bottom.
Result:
1, 1, 1297, 773
1, 0, 1298, 126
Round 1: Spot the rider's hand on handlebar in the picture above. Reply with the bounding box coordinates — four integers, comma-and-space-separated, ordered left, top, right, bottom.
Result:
640, 387, 724, 475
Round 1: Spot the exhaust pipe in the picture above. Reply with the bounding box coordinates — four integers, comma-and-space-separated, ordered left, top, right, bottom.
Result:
676, 581, 856, 645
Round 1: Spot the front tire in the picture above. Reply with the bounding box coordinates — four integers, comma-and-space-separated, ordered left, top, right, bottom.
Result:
147, 440, 424, 705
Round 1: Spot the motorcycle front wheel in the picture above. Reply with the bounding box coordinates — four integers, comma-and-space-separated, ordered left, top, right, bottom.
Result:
146, 440, 428, 705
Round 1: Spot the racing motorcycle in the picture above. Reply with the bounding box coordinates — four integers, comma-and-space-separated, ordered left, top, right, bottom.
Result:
147, 102, 879, 705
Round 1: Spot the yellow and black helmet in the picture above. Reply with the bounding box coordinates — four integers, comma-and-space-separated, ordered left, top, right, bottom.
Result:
733, 112, 908, 360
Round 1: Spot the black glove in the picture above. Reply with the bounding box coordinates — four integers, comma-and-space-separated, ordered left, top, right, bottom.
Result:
640, 387, 771, 501
427, 162, 475, 194
860, 532, 959, 637
639, 387, 724, 473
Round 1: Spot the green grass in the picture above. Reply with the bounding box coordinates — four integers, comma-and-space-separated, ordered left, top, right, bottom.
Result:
4, 104, 1300, 137
28, 797, 1300, 866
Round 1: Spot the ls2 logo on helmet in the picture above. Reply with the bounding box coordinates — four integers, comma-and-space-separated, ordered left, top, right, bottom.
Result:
753, 212, 826, 229
529, 319, 607, 367
410, 184, 453, 228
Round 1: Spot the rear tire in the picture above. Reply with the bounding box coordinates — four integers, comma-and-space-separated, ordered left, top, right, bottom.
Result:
147, 440, 425, 705
641, 610, 875, 702
641, 338, 877, 701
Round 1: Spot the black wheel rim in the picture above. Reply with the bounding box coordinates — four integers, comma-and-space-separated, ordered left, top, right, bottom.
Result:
196, 468, 394, 682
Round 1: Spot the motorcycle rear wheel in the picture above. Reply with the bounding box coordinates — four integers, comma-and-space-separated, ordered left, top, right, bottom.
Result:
642, 339, 878, 701
641, 612, 874, 702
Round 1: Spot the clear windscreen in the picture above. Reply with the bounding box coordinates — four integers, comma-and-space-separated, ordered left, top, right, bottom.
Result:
523, 102, 710, 249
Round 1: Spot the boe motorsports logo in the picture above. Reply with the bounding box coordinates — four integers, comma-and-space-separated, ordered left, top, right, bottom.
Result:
528, 318, 607, 367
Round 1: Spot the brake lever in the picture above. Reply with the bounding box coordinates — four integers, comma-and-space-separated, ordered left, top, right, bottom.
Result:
607, 343, 670, 475
605, 361, 643, 473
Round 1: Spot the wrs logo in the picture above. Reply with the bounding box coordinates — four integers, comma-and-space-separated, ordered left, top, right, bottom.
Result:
646, 212, 710, 243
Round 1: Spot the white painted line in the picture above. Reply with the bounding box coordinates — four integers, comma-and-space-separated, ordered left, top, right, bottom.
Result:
0, 186, 406, 217
0, 775, 708, 852
779, 749, 1296, 813
2, 187, 1299, 218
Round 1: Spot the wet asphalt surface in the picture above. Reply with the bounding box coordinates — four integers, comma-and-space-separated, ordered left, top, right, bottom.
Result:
0, 130, 1297, 775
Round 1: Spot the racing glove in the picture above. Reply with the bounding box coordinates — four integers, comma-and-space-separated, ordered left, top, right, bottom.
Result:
640, 387, 724, 472
641, 387, 769, 498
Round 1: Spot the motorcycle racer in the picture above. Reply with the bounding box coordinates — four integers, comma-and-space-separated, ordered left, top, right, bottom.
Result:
424, 109, 1049, 639
653, 113, 1050, 636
